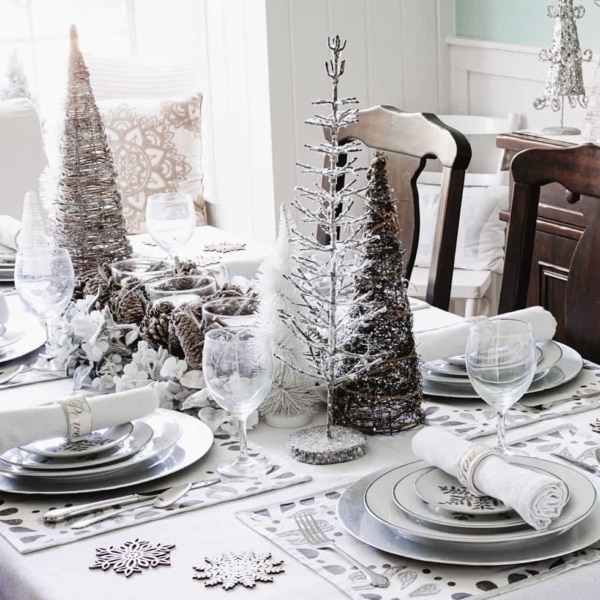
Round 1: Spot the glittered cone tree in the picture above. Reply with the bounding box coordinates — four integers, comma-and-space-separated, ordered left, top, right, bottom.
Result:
533, 0, 592, 134
334, 153, 424, 434
54, 26, 131, 274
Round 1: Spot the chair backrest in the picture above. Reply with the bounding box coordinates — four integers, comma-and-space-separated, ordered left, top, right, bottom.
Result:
498, 143, 600, 362
319, 104, 472, 311
418, 113, 520, 187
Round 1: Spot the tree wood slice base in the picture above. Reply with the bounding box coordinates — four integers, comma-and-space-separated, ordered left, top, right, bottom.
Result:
287, 425, 366, 464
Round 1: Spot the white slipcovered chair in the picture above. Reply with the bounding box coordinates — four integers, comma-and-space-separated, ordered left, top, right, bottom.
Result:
410, 113, 520, 317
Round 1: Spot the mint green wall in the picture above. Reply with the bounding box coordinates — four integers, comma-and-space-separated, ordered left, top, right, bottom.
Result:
456, 0, 600, 52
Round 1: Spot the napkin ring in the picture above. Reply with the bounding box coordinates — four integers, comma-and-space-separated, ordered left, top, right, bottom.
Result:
456, 445, 499, 497
61, 394, 93, 441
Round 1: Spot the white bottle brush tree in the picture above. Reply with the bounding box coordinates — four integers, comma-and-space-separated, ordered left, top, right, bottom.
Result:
283, 36, 384, 464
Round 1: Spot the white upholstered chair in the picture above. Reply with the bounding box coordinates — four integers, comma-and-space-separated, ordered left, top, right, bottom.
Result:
410, 113, 520, 317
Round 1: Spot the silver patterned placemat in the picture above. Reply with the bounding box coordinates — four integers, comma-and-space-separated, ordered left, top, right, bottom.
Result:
424, 362, 600, 439
238, 425, 600, 600
0, 437, 310, 554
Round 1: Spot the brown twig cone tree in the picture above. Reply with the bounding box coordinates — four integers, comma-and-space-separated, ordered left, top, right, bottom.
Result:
54, 25, 131, 274
334, 152, 424, 434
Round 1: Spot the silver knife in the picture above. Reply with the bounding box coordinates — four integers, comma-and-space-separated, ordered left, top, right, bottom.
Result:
43, 477, 221, 523
550, 453, 600, 475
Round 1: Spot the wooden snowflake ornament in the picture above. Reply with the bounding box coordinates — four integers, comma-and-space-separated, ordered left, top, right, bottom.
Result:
192, 551, 284, 589
89, 538, 175, 577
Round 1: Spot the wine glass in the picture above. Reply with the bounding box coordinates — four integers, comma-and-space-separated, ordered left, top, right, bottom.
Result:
465, 318, 536, 454
14, 247, 75, 346
202, 326, 273, 478
145, 192, 195, 268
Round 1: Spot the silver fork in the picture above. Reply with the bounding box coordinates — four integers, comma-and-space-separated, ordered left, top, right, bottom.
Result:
294, 512, 389, 588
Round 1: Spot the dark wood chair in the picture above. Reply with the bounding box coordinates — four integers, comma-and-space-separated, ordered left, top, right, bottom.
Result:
499, 143, 600, 362
319, 105, 472, 311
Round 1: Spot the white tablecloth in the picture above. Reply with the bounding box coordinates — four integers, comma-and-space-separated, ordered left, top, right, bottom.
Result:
1, 306, 599, 600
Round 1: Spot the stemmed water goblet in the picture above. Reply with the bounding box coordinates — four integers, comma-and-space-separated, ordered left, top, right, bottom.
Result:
465, 318, 536, 454
14, 247, 75, 346
202, 326, 273, 478
145, 192, 195, 269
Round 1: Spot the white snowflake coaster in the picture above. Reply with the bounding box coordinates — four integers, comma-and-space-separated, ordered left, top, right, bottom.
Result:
203, 242, 247, 253
192, 551, 284, 589
89, 538, 175, 577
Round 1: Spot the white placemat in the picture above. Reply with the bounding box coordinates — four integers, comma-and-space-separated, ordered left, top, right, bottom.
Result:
424, 363, 600, 439
0, 435, 310, 554
238, 425, 600, 600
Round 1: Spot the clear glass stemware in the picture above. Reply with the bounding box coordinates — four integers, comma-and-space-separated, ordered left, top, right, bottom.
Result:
202, 326, 273, 478
465, 318, 536, 454
14, 247, 75, 345
145, 192, 195, 268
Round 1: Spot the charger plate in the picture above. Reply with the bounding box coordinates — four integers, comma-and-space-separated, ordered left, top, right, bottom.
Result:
2, 421, 153, 470
0, 409, 213, 494
423, 343, 582, 399
363, 457, 594, 546
338, 463, 600, 565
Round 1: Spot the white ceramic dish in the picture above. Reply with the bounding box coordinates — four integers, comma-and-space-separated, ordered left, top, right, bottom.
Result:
0, 409, 213, 494
423, 342, 582, 399
20, 422, 134, 458
337, 465, 600, 566
363, 457, 594, 546
3, 414, 179, 480
0, 315, 45, 363
3, 421, 153, 471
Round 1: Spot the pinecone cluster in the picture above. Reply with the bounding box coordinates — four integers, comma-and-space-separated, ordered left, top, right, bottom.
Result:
73, 263, 118, 307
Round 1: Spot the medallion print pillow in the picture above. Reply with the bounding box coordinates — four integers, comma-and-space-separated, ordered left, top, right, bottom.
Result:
99, 93, 207, 234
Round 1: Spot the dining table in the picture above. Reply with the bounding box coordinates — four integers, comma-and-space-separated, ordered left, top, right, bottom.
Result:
1, 291, 600, 600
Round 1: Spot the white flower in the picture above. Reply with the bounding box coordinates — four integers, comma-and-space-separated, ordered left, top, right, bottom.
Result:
71, 309, 104, 339
82, 338, 109, 362
160, 356, 188, 380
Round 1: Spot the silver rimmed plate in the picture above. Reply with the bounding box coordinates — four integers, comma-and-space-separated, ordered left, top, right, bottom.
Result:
1, 413, 180, 480
19, 422, 134, 458
2, 420, 153, 471
423, 342, 582, 398
393, 468, 526, 531
363, 457, 595, 547
338, 466, 600, 566
413, 467, 510, 515
0, 409, 213, 494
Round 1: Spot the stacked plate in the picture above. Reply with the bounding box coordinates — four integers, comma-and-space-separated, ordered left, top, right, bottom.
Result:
337, 456, 600, 565
0, 253, 15, 282
421, 341, 584, 398
0, 409, 214, 495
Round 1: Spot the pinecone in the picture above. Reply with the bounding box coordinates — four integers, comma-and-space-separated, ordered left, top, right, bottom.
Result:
172, 305, 206, 369
212, 283, 245, 299
110, 284, 147, 325
140, 301, 175, 350
73, 264, 117, 307
167, 318, 185, 359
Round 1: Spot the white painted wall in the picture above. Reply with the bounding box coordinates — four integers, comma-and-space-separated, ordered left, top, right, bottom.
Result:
187, 0, 454, 245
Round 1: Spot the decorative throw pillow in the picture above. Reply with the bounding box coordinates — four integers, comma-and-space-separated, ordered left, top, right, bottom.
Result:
98, 93, 207, 234
414, 184, 508, 274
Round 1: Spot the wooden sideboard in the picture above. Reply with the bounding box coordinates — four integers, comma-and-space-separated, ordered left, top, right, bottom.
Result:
496, 132, 586, 343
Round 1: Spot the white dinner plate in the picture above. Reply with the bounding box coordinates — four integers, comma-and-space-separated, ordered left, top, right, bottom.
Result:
423, 342, 582, 399
363, 457, 595, 546
19, 422, 134, 458
0, 315, 45, 364
0, 412, 180, 479
0, 409, 213, 494
2, 421, 153, 470
337, 466, 600, 565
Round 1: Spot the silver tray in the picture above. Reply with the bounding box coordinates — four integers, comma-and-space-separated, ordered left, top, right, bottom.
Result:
0, 409, 213, 494
337, 465, 600, 565
423, 343, 582, 399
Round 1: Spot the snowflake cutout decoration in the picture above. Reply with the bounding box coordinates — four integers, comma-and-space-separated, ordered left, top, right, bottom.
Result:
192, 551, 284, 589
203, 241, 246, 253
90, 538, 175, 577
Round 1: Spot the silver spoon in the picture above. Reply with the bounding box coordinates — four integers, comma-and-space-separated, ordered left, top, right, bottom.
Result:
70, 482, 193, 529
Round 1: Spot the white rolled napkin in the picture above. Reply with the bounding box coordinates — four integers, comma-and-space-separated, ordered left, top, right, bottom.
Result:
415, 306, 557, 362
0, 215, 21, 251
412, 427, 568, 530
0, 387, 159, 456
